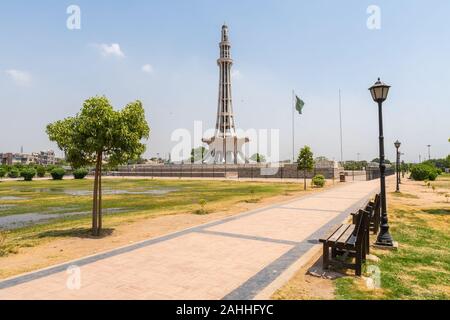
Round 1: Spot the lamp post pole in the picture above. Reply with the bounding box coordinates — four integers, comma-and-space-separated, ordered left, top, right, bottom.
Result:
369, 78, 394, 247
394, 141, 400, 193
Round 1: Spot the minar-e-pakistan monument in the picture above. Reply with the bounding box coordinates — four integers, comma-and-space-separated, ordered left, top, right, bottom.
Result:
202, 25, 249, 164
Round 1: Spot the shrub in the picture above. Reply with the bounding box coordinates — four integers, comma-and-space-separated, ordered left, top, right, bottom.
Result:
312, 174, 326, 187
36, 165, 46, 178
410, 164, 438, 181
7, 168, 20, 179
73, 168, 89, 179
50, 167, 66, 180
0, 167, 6, 178
20, 168, 36, 181
194, 199, 208, 215
429, 170, 438, 181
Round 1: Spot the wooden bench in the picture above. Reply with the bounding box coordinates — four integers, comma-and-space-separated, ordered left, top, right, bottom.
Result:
319, 209, 370, 276
352, 193, 381, 235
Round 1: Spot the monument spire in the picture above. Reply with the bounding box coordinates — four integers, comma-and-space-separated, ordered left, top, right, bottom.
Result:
202, 25, 249, 164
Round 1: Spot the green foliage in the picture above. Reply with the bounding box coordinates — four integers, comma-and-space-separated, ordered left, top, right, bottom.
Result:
46, 165, 57, 173
191, 146, 207, 163
20, 168, 36, 181
46, 96, 150, 235
312, 174, 326, 187
35, 165, 46, 178
410, 164, 438, 181
250, 153, 266, 163
73, 168, 89, 179
343, 161, 367, 171
8, 168, 20, 179
50, 167, 66, 180
127, 157, 147, 165
297, 146, 314, 190
0, 167, 6, 178
371, 158, 391, 164
423, 157, 450, 170
46, 96, 150, 169
194, 199, 209, 215
297, 146, 314, 172
12, 163, 24, 171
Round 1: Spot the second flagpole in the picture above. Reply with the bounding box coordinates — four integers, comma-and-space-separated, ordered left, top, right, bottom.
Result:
292, 89, 295, 163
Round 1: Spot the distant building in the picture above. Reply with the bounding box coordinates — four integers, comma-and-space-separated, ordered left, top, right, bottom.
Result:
33, 150, 56, 165
0, 150, 56, 166
315, 157, 341, 169
0, 153, 13, 165
0, 153, 35, 165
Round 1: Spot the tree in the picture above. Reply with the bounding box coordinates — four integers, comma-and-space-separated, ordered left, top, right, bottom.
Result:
250, 153, 266, 163
190, 146, 207, 163
343, 160, 368, 171
371, 158, 391, 164
47, 96, 150, 236
297, 146, 314, 190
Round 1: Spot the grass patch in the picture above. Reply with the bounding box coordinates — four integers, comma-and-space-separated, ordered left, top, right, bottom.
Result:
390, 192, 419, 199
0, 178, 310, 257
421, 208, 450, 216
335, 174, 450, 300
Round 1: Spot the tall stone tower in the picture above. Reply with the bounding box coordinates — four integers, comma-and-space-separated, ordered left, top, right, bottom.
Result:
202, 24, 249, 164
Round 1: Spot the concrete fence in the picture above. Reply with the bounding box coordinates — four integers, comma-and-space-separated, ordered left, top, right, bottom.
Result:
109, 164, 341, 180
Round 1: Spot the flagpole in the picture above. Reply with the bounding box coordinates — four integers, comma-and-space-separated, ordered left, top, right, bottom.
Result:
339, 89, 343, 162
292, 90, 295, 163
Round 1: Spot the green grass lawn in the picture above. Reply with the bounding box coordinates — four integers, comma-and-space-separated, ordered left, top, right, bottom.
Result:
0, 178, 307, 257
335, 174, 450, 300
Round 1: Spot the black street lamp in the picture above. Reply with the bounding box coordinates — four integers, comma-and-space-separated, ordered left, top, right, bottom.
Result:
394, 140, 401, 192
369, 78, 394, 247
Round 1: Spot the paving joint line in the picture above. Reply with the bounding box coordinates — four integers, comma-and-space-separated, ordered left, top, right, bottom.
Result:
196, 229, 300, 246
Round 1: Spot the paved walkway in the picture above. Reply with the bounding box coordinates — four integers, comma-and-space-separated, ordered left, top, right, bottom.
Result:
0, 180, 379, 300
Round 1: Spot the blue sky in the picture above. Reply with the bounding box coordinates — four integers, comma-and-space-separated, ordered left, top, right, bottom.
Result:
1, 0, 449, 162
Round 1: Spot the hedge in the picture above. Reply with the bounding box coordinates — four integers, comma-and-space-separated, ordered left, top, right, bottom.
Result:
50, 167, 66, 180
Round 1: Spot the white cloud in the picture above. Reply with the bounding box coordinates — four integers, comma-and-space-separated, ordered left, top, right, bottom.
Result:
231, 69, 242, 80
5, 69, 32, 86
142, 64, 154, 73
96, 43, 125, 58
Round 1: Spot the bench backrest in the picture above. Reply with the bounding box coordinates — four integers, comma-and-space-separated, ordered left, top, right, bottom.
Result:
373, 193, 381, 218
352, 209, 370, 246
374, 193, 380, 207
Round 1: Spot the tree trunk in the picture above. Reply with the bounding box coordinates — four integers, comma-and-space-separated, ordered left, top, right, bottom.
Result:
98, 153, 103, 234
304, 169, 307, 190
92, 154, 100, 236
92, 152, 102, 236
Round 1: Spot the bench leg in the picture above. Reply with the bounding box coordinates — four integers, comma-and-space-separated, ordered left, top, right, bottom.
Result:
323, 244, 330, 270
366, 229, 370, 255
331, 246, 338, 258
355, 249, 363, 276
